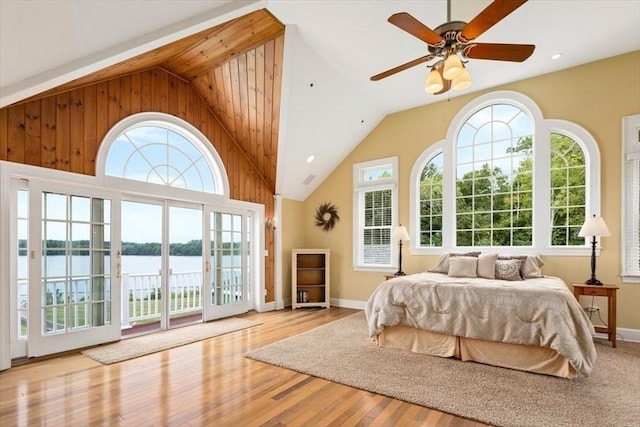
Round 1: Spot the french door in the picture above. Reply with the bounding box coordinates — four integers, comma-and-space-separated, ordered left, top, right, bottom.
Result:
8, 182, 256, 359
202, 207, 252, 320
121, 199, 205, 333
26, 181, 121, 357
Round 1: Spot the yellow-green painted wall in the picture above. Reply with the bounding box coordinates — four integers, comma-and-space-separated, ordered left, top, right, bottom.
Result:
281, 198, 306, 303
283, 51, 640, 330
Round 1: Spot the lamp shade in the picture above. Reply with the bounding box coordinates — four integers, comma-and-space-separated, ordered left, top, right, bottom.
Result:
425, 68, 443, 93
578, 215, 611, 237
452, 66, 472, 90
443, 53, 463, 80
392, 226, 410, 241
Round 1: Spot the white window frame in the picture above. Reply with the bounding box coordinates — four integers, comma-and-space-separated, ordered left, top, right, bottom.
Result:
621, 114, 640, 283
96, 112, 230, 201
353, 156, 398, 271
410, 91, 601, 256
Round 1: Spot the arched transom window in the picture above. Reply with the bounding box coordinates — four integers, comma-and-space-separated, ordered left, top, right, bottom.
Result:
105, 124, 216, 192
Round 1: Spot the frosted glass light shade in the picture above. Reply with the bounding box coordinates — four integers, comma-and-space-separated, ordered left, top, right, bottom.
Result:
443, 54, 463, 80
425, 68, 443, 93
578, 215, 611, 237
452, 66, 472, 90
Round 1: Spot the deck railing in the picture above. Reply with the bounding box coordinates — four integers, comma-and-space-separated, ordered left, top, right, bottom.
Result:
123, 270, 203, 327
17, 269, 243, 332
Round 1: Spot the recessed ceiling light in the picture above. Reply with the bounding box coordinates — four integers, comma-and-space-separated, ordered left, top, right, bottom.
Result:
551, 53, 562, 60
306, 155, 315, 164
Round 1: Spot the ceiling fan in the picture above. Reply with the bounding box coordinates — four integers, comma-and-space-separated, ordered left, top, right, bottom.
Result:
371, 0, 535, 94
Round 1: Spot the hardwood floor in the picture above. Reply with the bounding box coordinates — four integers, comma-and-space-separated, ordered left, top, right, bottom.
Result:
0, 308, 487, 426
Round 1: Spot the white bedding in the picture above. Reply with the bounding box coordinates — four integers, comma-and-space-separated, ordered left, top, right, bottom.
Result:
365, 272, 597, 377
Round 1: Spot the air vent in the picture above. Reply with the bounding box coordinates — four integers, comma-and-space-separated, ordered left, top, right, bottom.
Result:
303, 174, 316, 185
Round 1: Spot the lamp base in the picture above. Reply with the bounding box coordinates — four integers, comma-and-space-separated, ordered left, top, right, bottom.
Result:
394, 271, 406, 276
585, 278, 603, 286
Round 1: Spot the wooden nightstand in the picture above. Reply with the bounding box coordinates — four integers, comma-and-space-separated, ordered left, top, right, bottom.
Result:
384, 274, 404, 280
573, 283, 619, 347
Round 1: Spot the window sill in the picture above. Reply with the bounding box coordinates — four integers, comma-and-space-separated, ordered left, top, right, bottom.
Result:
353, 265, 395, 273
409, 246, 598, 257
621, 275, 640, 284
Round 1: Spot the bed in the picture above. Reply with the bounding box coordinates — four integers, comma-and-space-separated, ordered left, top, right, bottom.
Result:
365, 254, 597, 378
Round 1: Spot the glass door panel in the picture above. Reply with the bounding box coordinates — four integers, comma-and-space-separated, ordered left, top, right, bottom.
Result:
28, 183, 120, 357
203, 209, 250, 320
121, 200, 163, 335
10, 182, 29, 358
168, 205, 203, 327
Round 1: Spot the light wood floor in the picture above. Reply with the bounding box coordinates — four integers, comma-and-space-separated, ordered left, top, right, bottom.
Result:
0, 307, 487, 426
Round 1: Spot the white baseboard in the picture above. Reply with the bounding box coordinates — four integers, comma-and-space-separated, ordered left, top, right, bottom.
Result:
256, 301, 277, 312
330, 298, 366, 310
595, 327, 640, 343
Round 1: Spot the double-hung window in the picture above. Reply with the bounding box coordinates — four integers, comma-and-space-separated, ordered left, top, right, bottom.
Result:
353, 157, 398, 270
410, 91, 601, 255
622, 114, 640, 283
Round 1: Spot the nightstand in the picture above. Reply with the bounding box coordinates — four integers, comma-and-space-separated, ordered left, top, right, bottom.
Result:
573, 283, 619, 348
384, 274, 404, 280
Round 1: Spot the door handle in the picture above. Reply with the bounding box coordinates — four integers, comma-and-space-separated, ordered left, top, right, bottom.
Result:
116, 263, 121, 278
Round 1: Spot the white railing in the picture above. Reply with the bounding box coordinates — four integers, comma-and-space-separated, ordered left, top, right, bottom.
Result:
18, 269, 243, 332
123, 270, 203, 327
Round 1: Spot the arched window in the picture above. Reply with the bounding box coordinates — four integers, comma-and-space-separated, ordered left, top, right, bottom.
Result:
97, 113, 228, 197
550, 133, 586, 246
410, 91, 601, 255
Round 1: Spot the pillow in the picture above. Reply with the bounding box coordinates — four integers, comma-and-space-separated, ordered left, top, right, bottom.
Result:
448, 256, 478, 278
497, 254, 545, 278
477, 253, 497, 279
428, 252, 481, 274
523, 255, 545, 278
495, 259, 523, 281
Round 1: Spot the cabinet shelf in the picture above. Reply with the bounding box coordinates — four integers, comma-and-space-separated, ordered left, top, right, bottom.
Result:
292, 249, 330, 309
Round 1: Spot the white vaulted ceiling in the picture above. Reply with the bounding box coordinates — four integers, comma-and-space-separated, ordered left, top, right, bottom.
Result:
1, 0, 639, 200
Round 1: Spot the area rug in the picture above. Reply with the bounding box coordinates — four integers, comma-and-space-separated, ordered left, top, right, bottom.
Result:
245, 312, 639, 427
84, 317, 260, 364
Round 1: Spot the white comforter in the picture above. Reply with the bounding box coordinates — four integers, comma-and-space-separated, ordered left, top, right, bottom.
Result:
365, 272, 597, 376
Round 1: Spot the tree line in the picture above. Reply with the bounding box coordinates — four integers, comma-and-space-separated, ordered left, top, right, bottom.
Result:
419, 134, 586, 247
21, 239, 241, 256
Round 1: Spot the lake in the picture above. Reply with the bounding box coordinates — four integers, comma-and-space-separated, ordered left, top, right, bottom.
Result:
17, 255, 230, 278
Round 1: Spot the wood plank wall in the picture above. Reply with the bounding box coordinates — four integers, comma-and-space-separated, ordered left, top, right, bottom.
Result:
0, 67, 276, 301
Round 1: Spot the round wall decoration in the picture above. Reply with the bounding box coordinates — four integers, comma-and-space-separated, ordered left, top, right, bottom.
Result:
315, 202, 340, 232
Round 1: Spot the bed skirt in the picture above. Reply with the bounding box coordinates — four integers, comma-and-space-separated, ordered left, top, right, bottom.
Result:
374, 325, 576, 378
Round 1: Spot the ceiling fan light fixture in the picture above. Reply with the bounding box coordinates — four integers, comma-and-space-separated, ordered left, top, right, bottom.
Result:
452, 66, 472, 90
425, 68, 443, 93
443, 53, 463, 80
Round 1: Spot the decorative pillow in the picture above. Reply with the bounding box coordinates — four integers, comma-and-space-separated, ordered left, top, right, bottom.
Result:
448, 256, 478, 278
428, 252, 481, 274
477, 253, 498, 279
495, 259, 523, 281
497, 254, 545, 278
523, 255, 545, 278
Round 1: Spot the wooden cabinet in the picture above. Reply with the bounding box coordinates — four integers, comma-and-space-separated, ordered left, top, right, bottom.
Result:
292, 249, 330, 309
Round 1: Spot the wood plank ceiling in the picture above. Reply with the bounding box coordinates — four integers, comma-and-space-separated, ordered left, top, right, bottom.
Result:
23, 9, 285, 192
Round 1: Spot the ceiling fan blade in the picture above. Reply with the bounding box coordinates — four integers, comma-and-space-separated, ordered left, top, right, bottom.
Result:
464, 43, 535, 62
460, 0, 528, 41
434, 67, 451, 95
388, 12, 443, 45
370, 55, 433, 81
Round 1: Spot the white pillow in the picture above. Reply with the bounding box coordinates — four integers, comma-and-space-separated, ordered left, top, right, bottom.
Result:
448, 256, 478, 278
477, 253, 497, 279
